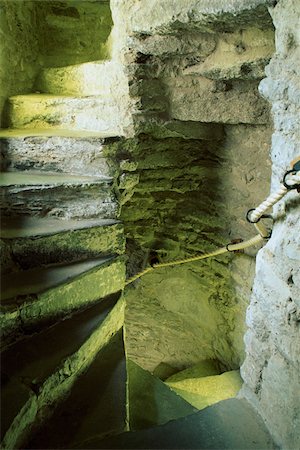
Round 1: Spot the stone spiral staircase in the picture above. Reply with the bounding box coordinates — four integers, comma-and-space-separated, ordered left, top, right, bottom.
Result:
1, 59, 276, 449
0, 60, 129, 448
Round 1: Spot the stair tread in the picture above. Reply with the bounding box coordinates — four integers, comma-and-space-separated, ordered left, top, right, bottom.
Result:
127, 359, 196, 431
23, 330, 127, 449
0, 170, 112, 186
1, 295, 119, 441
0, 128, 122, 139
0, 217, 119, 239
94, 398, 276, 450
1, 256, 115, 302
9, 94, 111, 100
41, 60, 116, 72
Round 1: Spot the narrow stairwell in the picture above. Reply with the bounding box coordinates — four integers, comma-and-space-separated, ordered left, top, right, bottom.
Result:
0, 2, 279, 448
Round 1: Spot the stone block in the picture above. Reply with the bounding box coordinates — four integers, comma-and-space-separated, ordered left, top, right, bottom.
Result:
122, 0, 273, 35
167, 77, 270, 124
135, 118, 224, 140
183, 28, 274, 80
131, 32, 216, 58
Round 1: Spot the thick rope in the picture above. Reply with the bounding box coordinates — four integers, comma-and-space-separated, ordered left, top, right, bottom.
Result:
125, 234, 263, 286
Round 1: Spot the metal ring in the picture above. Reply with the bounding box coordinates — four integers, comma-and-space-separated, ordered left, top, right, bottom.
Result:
283, 169, 300, 190
226, 243, 235, 252
226, 239, 244, 252
246, 208, 260, 223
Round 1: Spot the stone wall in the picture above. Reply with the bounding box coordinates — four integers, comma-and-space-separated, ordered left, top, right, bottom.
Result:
240, 1, 300, 448
111, 0, 274, 373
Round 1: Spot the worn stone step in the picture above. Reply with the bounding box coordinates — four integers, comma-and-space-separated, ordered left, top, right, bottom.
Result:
1, 297, 125, 450
0, 294, 120, 443
127, 359, 196, 431
0, 135, 119, 177
36, 61, 125, 97
0, 256, 125, 346
22, 329, 127, 449
0, 128, 121, 139
13, 344, 195, 449
165, 368, 243, 411
0, 217, 125, 271
4, 94, 123, 134
94, 398, 276, 449
0, 171, 117, 219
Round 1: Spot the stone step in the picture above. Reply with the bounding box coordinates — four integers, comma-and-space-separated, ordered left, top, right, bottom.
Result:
127, 359, 196, 431
1, 255, 125, 346
165, 368, 243, 411
94, 398, 276, 449
0, 135, 119, 177
0, 294, 120, 443
1, 297, 125, 450
22, 329, 127, 449
36, 61, 124, 97
4, 94, 123, 134
0, 128, 121, 139
0, 217, 125, 271
13, 347, 195, 449
0, 171, 117, 219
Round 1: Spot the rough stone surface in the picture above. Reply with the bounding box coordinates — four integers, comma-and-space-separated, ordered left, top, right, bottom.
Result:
115, 0, 273, 35
240, 1, 300, 449
0, 136, 118, 177
167, 77, 270, 124
0, 171, 117, 220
